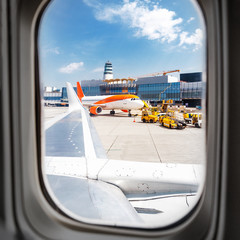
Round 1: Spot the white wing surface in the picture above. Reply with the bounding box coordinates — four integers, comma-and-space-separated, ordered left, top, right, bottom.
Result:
44, 83, 143, 226
44, 82, 203, 227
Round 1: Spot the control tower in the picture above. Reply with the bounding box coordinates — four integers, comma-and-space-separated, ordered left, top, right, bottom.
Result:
103, 61, 113, 80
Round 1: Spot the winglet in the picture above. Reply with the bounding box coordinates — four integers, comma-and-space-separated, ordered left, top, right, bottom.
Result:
66, 82, 82, 112
77, 82, 84, 102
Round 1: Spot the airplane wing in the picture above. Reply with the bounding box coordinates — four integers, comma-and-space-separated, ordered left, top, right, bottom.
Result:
44, 82, 142, 226
44, 82, 203, 228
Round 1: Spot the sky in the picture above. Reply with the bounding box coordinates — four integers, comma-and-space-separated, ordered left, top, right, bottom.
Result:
39, 0, 206, 88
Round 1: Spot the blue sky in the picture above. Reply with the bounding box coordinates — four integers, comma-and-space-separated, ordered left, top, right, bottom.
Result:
39, 0, 205, 88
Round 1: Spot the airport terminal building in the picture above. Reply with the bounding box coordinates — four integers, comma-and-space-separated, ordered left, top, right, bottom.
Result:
44, 72, 204, 107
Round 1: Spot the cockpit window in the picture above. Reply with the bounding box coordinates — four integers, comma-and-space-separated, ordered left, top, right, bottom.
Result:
39, 0, 206, 229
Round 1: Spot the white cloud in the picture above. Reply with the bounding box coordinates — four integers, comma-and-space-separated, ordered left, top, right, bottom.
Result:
42, 47, 60, 56
93, 1, 183, 43
50, 47, 60, 55
82, 0, 101, 8
84, 0, 203, 50
179, 28, 203, 51
187, 17, 195, 23
93, 67, 104, 72
59, 62, 84, 74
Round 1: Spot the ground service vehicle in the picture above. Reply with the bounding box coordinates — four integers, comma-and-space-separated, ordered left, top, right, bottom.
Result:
192, 113, 202, 128
159, 115, 186, 129
160, 99, 173, 112
149, 107, 160, 116
159, 110, 186, 129
1, 0, 240, 240
159, 115, 178, 129
183, 112, 194, 124
141, 110, 158, 123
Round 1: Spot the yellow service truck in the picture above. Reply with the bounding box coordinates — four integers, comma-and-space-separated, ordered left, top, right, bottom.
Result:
183, 112, 194, 124
141, 110, 158, 123
192, 113, 202, 128
159, 113, 186, 129
149, 107, 160, 116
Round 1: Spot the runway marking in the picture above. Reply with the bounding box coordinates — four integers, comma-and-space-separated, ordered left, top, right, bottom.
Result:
146, 125, 162, 163
107, 136, 119, 154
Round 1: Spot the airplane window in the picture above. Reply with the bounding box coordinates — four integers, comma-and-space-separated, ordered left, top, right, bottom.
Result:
39, 0, 206, 228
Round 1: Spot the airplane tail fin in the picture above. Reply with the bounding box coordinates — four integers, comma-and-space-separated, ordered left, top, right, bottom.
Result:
77, 81, 85, 102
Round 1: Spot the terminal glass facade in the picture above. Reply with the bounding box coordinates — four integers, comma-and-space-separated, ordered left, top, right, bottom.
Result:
82, 86, 101, 96
100, 84, 136, 95
180, 82, 203, 99
137, 82, 181, 101
46, 80, 204, 107
180, 72, 202, 83
61, 86, 101, 99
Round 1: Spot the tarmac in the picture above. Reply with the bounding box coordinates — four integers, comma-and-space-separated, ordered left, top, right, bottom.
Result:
43, 107, 205, 165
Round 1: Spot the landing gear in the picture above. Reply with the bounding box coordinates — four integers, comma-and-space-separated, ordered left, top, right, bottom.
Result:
110, 110, 115, 115
128, 110, 132, 117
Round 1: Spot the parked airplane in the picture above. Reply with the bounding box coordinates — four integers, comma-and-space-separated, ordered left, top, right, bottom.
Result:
44, 82, 203, 227
76, 82, 144, 116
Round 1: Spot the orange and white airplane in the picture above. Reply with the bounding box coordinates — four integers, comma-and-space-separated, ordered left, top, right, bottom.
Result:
76, 82, 144, 116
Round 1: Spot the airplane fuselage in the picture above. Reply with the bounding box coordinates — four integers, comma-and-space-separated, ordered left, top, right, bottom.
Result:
82, 95, 144, 110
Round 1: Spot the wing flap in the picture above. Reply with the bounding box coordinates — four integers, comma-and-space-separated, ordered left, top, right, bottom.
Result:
46, 175, 143, 225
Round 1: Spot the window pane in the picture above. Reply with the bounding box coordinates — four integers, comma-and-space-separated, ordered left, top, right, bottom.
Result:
39, 0, 206, 228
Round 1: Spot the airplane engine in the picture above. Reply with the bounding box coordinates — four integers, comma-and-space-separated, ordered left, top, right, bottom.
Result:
90, 106, 102, 115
